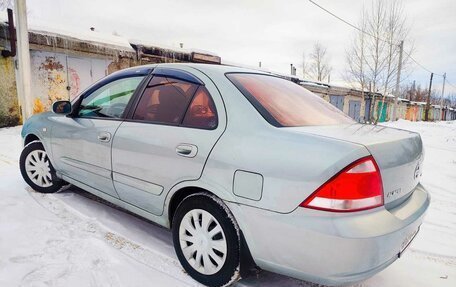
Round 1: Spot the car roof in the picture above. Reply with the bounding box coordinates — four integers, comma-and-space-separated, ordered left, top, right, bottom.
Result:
107, 63, 297, 86
117, 62, 272, 76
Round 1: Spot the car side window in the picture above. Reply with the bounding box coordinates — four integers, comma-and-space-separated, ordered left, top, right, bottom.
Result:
78, 76, 144, 118
133, 76, 197, 124
182, 86, 218, 129
133, 76, 218, 129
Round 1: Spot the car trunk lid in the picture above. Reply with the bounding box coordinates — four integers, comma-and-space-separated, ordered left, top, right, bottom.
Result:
286, 124, 424, 209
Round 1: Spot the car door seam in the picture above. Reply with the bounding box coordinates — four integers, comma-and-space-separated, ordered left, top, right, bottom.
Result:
110, 119, 126, 197
160, 66, 229, 217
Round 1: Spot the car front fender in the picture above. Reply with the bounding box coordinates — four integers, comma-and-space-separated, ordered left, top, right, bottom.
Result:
21, 112, 57, 166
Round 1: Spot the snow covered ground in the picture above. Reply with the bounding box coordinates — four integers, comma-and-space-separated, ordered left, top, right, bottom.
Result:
0, 120, 455, 287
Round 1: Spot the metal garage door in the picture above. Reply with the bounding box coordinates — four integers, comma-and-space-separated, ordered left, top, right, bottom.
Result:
67, 57, 92, 100
349, 100, 361, 121
67, 57, 109, 100
31, 51, 110, 108
330, 95, 344, 111
364, 98, 371, 122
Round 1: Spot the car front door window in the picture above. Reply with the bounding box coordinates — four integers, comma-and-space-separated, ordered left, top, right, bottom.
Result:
79, 76, 144, 118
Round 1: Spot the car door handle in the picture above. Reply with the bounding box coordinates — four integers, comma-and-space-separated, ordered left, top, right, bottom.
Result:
97, 132, 111, 142
176, 144, 198, 158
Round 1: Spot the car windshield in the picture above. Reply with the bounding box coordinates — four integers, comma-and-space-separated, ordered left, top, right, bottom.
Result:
227, 73, 355, 127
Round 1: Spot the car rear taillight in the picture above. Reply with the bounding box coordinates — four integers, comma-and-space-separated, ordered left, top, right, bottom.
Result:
300, 156, 383, 212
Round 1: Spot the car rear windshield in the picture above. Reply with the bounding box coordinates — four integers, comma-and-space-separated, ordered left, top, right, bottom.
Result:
226, 73, 354, 127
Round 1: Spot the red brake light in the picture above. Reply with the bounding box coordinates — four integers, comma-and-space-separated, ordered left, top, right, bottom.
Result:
300, 156, 384, 212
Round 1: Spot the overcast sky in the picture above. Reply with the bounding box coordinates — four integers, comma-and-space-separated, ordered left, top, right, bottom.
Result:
17, 0, 456, 95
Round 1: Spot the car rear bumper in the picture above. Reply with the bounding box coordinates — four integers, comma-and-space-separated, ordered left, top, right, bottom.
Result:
226, 183, 430, 285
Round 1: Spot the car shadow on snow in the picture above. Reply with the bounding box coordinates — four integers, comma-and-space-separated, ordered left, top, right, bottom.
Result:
52, 185, 331, 287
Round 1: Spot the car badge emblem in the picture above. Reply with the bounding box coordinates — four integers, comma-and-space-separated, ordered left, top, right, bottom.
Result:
414, 162, 421, 179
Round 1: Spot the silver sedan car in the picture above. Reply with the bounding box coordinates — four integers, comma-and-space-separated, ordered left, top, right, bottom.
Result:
20, 63, 430, 287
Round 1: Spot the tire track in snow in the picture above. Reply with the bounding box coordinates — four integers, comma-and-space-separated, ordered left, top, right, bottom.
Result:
407, 248, 456, 267
26, 188, 201, 287
0, 153, 17, 166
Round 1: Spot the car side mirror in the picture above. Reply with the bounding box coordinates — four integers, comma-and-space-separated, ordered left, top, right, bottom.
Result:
52, 100, 72, 114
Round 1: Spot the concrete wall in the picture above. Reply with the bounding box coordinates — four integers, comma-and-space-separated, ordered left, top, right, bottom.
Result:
0, 54, 20, 127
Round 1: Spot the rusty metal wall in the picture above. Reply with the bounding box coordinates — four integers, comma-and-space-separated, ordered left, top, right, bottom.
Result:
67, 56, 110, 100
30, 51, 110, 112
30, 51, 68, 113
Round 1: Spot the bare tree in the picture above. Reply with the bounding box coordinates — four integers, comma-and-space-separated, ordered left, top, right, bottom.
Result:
447, 93, 456, 107
362, 0, 388, 94
345, 0, 413, 121
308, 42, 331, 82
382, 1, 405, 95
402, 83, 448, 105
345, 7, 368, 96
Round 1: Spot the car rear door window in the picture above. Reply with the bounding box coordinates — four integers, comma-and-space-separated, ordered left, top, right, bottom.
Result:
182, 86, 218, 129
133, 76, 218, 129
133, 76, 197, 124
227, 73, 354, 127
78, 76, 144, 118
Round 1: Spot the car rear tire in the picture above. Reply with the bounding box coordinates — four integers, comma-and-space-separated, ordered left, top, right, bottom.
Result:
172, 193, 240, 287
20, 141, 63, 193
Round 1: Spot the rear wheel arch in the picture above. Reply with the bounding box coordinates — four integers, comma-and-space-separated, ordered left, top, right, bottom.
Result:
168, 186, 217, 228
168, 186, 257, 277
167, 184, 236, 227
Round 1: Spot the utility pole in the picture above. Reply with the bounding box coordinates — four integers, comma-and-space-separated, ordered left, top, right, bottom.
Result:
391, 40, 404, 122
302, 52, 306, 79
425, 72, 434, 121
440, 72, 446, 120
14, 0, 33, 121
411, 80, 415, 101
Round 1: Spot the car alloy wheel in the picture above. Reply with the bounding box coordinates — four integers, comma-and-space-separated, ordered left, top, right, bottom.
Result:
179, 209, 227, 275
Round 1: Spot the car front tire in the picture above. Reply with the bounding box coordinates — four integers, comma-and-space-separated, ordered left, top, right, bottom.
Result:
20, 141, 63, 193
172, 193, 240, 287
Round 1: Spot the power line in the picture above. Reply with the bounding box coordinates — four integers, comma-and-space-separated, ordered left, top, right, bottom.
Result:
307, 0, 395, 46
307, 0, 456, 91
446, 79, 456, 90
307, 1, 374, 40
404, 51, 443, 77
